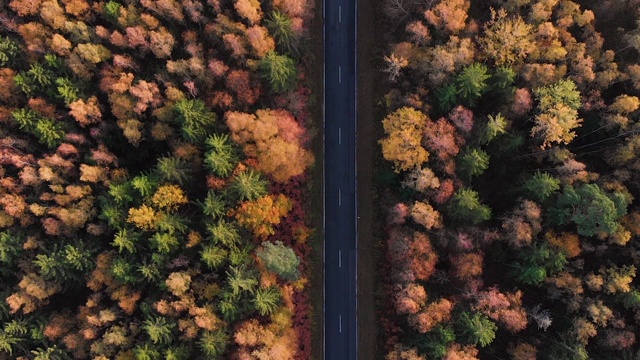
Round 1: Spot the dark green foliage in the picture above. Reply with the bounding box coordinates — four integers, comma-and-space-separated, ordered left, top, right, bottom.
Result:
200, 190, 227, 219
155, 157, 192, 185
257, 241, 300, 281
11, 109, 65, 148
150, 232, 179, 253
456, 311, 497, 347
437, 83, 458, 113
12, 73, 36, 97
447, 188, 492, 225
266, 10, 297, 55
622, 290, 640, 309
511, 243, 566, 285
457, 148, 489, 178
110, 256, 138, 283
55, 78, 80, 105
137, 261, 160, 282
174, 99, 216, 143
0, 36, 19, 67
99, 198, 127, 229
33, 242, 93, 282
455, 63, 490, 106
227, 265, 258, 295
0, 231, 22, 264
549, 184, 628, 237
27, 63, 54, 87
490, 66, 516, 91
229, 169, 268, 202
201, 245, 227, 269
198, 329, 229, 358
143, 316, 174, 344
524, 171, 561, 201
155, 213, 189, 234
108, 182, 136, 205
204, 134, 238, 178
252, 286, 281, 316
259, 51, 297, 93
207, 220, 241, 247
413, 325, 455, 359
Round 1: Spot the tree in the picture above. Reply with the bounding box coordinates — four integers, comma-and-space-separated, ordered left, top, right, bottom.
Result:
143, 316, 174, 345
479, 9, 534, 66
424, 0, 469, 34
201, 246, 227, 269
204, 134, 238, 178
0, 36, 19, 67
410, 201, 442, 230
229, 169, 268, 202
151, 184, 188, 212
198, 330, 228, 358
257, 241, 300, 280
379, 107, 429, 172
524, 171, 560, 201
234, 194, 292, 238
455, 63, 490, 106
252, 286, 281, 316
532, 79, 582, 148
410, 298, 454, 333
480, 113, 507, 144
447, 189, 491, 225
174, 98, 216, 143
266, 10, 297, 55
549, 184, 628, 237
200, 191, 227, 219
457, 148, 489, 179
457, 312, 497, 347
225, 109, 313, 182
259, 51, 296, 93
155, 157, 192, 185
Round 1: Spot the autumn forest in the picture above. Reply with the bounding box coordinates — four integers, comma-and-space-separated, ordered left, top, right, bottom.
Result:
3, 0, 640, 358
0, 0, 316, 357
378, 0, 640, 359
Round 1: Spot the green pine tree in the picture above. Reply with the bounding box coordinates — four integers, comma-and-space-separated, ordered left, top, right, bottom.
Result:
456, 63, 491, 106
229, 169, 268, 202
198, 329, 228, 358
266, 10, 297, 55
458, 148, 490, 179
143, 316, 174, 345
252, 286, 281, 316
259, 51, 297, 93
524, 171, 561, 201
457, 311, 497, 347
174, 99, 216, 143
447, 188, 492, 225
201, 245, 227, 269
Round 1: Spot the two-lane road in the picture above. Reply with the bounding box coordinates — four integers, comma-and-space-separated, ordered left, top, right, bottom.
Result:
323, 0, 357, 358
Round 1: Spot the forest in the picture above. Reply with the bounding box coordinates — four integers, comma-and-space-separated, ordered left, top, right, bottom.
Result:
0, 0, 317, 358
377, 0, 640, 359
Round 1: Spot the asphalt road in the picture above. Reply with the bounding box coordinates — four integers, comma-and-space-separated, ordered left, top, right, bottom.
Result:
323, 0, 357, 358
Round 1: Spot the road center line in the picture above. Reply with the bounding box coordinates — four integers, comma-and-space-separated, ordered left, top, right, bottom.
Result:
338, 189, 341, 206
339, 249, 342, 268
339, 315, 342, 333
338, 66, 341, 83
339, 127, 341, 145
339, 6, 341, 23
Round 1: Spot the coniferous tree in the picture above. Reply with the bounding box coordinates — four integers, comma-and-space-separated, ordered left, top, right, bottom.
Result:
259, 51, 297, 93
252, 286, 281, 316
204, 134, 238, 178
257, 241, 300, 281
173, 99, 216, 143
229, 169, 268, 202
456, 63, 490, 106
201, 245, 227, 269
198, 329, 228, 358
143, 316, 174, 345
266, 10, 297, 55
457, 311, 497, 347
447, 188, 492, 225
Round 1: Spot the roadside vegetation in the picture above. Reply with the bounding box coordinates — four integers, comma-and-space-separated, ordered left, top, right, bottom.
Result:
0, 0, 316, 357
377, 0, 640, 359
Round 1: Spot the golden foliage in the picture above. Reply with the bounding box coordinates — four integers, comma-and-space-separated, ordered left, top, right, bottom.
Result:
127, 204, 158, 231
151, 184, 188, 211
